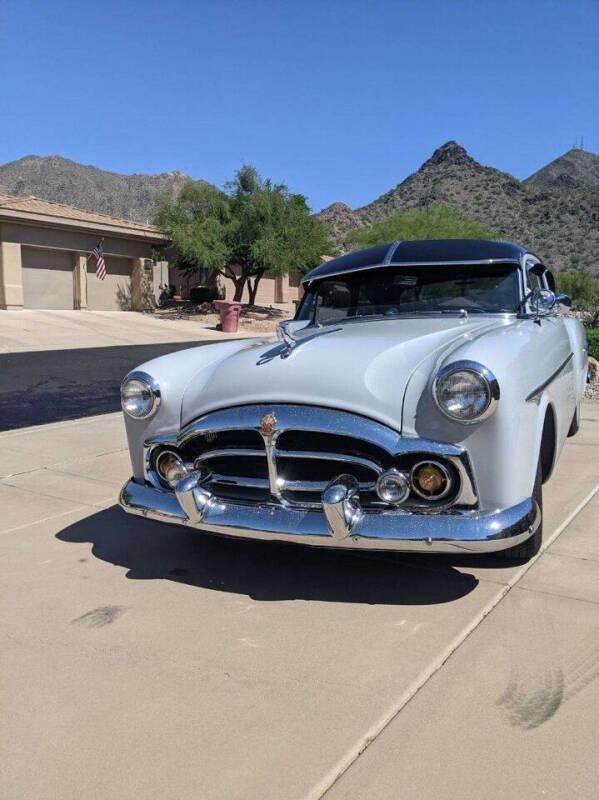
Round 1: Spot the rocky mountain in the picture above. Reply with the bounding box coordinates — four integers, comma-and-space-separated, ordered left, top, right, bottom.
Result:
524, 148, 599, 189
1, 145, 598, 272
0, 155, 197, 223
317, 141, 599, 273
316, 202, 364, 242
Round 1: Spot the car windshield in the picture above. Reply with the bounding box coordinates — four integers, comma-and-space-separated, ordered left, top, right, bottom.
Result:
299, 263, 520, 325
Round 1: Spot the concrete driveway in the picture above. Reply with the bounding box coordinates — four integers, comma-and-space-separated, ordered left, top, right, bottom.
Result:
0, 309, 248, 353
0, 310, 254, 430
1, 406, 599, 799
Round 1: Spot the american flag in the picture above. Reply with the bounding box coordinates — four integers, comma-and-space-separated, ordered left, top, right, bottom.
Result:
92, 240, 106, 280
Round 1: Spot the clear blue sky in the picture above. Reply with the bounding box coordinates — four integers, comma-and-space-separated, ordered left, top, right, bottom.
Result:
1, 0, 597, 212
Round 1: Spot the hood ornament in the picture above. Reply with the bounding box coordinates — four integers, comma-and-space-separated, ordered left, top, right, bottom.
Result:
277, 320, 297, 353
260, 412, 277, 436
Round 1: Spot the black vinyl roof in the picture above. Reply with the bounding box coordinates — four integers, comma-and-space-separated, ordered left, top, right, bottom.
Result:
304, 239, 534, 283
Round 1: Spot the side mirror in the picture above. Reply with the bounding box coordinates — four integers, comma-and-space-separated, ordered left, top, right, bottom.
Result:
555, 293, 572, 307
530, 288, 557, 316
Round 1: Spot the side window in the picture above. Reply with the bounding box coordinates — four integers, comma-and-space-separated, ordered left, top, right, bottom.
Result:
526, 267, 543, 292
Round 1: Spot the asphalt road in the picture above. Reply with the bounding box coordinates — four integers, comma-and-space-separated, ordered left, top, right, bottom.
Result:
0, 341, 213, 430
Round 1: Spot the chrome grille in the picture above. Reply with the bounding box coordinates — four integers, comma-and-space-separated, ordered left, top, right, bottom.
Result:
147, 404, 477, 510
181, 429, 387, 508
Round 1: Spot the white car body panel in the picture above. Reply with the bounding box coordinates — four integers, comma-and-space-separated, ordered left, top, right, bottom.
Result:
119, 240, 588, 555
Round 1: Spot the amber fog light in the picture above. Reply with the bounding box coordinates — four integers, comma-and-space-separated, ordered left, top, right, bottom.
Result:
411, 460, 451, 500
375, 469, 410, 505
155, 450, 188, 488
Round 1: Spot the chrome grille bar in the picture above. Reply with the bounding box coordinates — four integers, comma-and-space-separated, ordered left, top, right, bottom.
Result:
276, 450, 382, 473
145, 405, 477, 509
209, 475, 375, 492
194, 448, 266, 462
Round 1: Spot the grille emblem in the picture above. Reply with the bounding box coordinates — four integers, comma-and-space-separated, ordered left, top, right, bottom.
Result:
260, 412, 277, 437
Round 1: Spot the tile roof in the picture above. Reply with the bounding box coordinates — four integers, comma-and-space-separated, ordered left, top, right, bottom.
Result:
0, 191, 164, 237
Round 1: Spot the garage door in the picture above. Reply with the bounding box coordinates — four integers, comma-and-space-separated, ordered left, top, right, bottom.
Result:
87, 257, 132, 311
22, 247, 74, 309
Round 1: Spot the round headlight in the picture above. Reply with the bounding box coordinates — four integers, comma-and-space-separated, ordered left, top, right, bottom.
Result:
120, 371, 160, 419
434, 361, 499, 423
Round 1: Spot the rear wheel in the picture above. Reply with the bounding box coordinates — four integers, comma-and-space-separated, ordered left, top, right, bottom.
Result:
567, 405, 580, 437
498, 458, 543, 562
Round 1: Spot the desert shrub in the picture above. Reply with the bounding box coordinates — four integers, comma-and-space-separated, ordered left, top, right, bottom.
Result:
587, 329, 599, 360
346, 202, 493, 249
556, 266, 599, 310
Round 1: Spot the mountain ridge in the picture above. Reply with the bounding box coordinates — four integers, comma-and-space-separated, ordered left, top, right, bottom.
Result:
524, 148, 599, 189
317, 141, 599, 272
1, 144, 598, 272
0, 154, 199, 223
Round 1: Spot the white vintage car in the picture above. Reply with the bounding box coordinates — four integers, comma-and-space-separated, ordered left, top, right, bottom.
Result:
119, 240, 588, 561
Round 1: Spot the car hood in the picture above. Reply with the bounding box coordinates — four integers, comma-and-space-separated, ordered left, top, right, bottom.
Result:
180, 316, 498, 432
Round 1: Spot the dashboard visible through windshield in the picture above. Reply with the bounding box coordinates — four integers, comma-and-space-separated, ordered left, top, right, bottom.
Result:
298, 263, 520, 325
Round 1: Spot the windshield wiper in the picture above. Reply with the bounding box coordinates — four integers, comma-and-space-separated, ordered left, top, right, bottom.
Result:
321, 313, 385, 325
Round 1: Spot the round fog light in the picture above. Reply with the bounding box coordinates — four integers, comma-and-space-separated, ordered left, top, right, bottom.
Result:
375, 469, 410, 505
155, 451, 188, 487
411, 460, 451, 500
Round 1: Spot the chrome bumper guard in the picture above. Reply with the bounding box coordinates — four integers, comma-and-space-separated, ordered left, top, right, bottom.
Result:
119, 471, 540, 554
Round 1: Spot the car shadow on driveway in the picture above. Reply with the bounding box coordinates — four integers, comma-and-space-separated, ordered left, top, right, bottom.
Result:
56, 506, 480, 605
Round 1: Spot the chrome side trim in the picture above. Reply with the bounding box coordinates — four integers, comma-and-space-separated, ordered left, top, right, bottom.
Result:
119, 478, 538, 554
525, 353, 574, 403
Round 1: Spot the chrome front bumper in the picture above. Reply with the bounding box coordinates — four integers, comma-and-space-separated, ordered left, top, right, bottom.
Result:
119, 475, 540, 554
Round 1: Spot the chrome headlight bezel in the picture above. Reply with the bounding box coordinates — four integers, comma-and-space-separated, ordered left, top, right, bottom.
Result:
120, 370, 161, 420
433, 360, 499, 424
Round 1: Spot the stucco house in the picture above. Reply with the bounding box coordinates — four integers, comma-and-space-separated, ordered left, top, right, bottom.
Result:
168, 264, 305, 306
0, 192, 168, 311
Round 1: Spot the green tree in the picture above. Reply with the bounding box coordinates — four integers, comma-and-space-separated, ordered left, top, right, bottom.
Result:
154, 166, 332, 304
347, 202, 493, 249
556, 264, 599, 312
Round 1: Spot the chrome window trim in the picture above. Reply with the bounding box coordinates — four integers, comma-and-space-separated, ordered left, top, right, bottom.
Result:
433, 360, 500, 424
302, 258, 522, 285
525, 352, 574, 403
121, 370, 161, 420
382, 240, 401, 264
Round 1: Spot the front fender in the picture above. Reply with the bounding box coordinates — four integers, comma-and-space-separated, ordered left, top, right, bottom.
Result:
401, 318, 573, 510
122, 338, 264, 480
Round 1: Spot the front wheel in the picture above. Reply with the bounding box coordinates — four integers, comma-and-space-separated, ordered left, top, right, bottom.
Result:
498, 458, 543, 562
